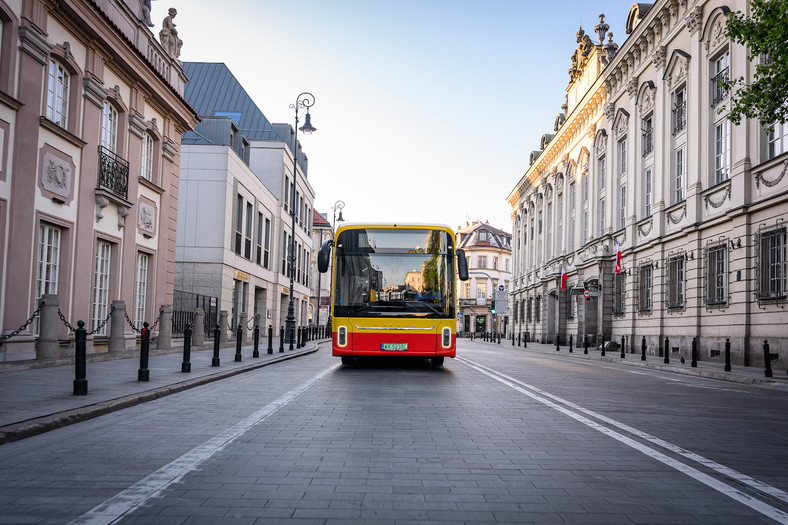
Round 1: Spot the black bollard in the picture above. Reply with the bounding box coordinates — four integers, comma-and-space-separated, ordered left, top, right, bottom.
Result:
601, 334, 606, 357
289, 325, 295, 351
235, 324, 243, 362
73, 320, 88, 395
253, 324, 260, 358
138, 321, 150, 381
512, 333, 515, 346
556, 333, 560, 351
517, 332, 521, 346
212, 324, 221, 366
569, 334, 573, 353
279, 326, 284, 353
267, 324, 273, 354
641, 336, 646, 361
724, 338, 731, 372
764, 340, 773, 377
498, 332, 501, 344
664, 336, 670, 364
583, 335, 588, 354
182, 323, 192, 373
691, 337, 698, 367
523, 332, 527, 348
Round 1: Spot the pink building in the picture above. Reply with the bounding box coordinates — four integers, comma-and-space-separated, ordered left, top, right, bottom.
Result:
0, 0, 199, 361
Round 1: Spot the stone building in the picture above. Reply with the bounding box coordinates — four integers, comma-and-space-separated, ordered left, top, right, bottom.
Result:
455, 221, 512, 336
508, 1, 787, 368
176, 62, 315, 339
0, 0, 199, 361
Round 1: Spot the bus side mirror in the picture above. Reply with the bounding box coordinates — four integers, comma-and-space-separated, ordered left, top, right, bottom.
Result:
318, 239, 332, 273
457, 249, 469, 281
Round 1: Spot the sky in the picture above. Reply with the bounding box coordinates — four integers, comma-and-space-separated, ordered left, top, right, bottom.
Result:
151, 0, 632, 234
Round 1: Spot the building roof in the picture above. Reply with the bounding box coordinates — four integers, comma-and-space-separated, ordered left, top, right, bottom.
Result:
313, 209, 331, 227
456, 221, 511, 251
182, 62, 283, 142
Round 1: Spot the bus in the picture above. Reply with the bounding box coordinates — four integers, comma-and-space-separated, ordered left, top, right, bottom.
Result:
318, 223, 469, 366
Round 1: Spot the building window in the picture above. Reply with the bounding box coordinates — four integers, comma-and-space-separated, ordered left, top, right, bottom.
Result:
141, 133, 154, 181
598, 156, 606, 190
283, 177, 289, 211
135, 252, 149, 327
641, 116, 653, 157
526, 297, 532, 322
711, 51, 730, 107
464, 282, 471, 298
36, 223, 60, 300
569, 183, 576, 252
92, 240, 111, 335
672, 87, 687, 135
281, 230, 287, 275
244, 202, 253, 259
534, 296, 541, 322
619, 184, 627, 230
766, 122, 788, 160
234, 195, 243, 255
477, 282, 486, 299
493, 256, 498, 270
582, 209, 588, 245
478, 256, 487, 269
705, 244, 727, 305
758, 227, 787, 300
666, 256, 685, 310
618, 139, 627, 176
674, 145, 686, 204
46, 60, 69, 127
599, 198, 605, 237
567, 286, 575, 319
643, 166, 653, 217
101, 101, 118, 153
638, 264, 652, 312
613, 272, 626, 314
256, 212, 264, 265
714, 118, 730, 184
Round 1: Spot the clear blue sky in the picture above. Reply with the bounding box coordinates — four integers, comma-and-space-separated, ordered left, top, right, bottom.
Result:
152, 1, 631, 234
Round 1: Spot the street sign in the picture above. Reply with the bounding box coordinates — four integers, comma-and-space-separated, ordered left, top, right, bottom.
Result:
498, 284, 505, 292
583, 289, 591, 298
494, 287, 508, 315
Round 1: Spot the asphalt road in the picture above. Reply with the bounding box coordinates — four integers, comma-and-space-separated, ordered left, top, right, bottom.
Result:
1, 339, 787, 524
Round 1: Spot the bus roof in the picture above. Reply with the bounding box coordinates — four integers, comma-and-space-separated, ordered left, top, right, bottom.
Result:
335, 222, 454, 233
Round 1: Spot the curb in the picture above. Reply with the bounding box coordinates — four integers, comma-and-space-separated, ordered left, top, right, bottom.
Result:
0, 346, 319, 445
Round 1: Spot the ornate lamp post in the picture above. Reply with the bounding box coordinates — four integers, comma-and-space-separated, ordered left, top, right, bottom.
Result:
285, 92, 316, 349
326, 200, 345, 332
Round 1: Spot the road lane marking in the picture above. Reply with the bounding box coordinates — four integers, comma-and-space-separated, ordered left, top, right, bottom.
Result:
458, 356, 788, 524
70, 363, 340, 525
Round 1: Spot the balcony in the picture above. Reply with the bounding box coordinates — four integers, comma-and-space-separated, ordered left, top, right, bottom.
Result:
98, 146, 129, 200
672, 102, 686, 135
710, 68, 729, 107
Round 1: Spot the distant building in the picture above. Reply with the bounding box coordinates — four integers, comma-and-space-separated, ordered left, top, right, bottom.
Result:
0, 0, 199, 361
455, 221, 512, 335
176, 62, 315, 338
309, 210, 333, 326
508, 1, 787, 366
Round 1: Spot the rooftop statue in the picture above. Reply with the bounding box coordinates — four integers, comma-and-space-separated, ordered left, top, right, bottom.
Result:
139, 0, 155, 27
159, 7, 182, 59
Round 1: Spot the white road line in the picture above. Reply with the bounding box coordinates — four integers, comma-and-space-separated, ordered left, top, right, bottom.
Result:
70, 363, 340, 525
458, 356, 788, 524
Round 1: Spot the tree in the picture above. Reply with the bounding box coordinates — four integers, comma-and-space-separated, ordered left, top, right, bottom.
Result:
722, 0, 788, 131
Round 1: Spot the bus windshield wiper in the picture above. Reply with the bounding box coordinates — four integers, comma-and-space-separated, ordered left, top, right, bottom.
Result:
346, 304, 372, 316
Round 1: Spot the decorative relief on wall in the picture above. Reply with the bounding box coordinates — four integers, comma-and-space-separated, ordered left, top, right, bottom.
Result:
685, 5, 703, 34
704, 184, 731, 210
638, 218, 653, 238
639, 82, 657, 115
38, 146, 76, 204
138, 197, 158, 236
755, 159, 788, 189
667, 204, 687, 224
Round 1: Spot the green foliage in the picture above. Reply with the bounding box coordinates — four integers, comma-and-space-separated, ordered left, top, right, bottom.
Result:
722, 0, 788, 130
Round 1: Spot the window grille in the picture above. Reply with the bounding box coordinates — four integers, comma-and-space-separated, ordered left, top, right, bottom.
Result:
704, 242, 728, 306
756, 223, 787, 305
665, 255, 685, 310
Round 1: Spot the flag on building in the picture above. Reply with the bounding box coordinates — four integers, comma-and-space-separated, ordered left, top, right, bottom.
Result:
615, 243, 623, 274
561, 264, 568, 290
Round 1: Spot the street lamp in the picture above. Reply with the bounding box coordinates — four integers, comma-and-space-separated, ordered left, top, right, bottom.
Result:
285, 92, 316, 350
326, 200, 345, 332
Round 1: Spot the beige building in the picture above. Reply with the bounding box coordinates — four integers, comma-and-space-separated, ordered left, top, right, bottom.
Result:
456, 221, 512, 336
0, 0, 198, 361
508, 1, 787, 369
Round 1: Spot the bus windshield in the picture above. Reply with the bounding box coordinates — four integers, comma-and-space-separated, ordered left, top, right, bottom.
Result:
334, 228, 456, 319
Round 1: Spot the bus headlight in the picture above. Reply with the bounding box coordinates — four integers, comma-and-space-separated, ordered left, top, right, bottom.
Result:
442, 327, 451, 348
338, 326, 347, 347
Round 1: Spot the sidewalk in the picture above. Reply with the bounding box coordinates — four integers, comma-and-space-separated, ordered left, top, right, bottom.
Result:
0, 337, 323, 444
467, 336, 788, 389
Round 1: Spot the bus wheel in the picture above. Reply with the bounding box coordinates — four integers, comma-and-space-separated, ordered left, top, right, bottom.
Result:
341, 356, 354, 365
430, 357, 444, 366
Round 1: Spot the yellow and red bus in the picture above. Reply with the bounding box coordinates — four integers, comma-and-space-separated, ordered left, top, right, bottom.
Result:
318, 223, 469, 366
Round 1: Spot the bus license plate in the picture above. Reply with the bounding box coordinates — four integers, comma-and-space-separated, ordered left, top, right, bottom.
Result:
381, 343, 407, 351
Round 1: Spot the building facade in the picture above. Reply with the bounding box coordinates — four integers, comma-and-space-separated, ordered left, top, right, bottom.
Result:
176, 62, 315, 339
309, 210, 333, 327
0, 0, 199, 361
455, 221, 512, 336
508, 0, 787, 368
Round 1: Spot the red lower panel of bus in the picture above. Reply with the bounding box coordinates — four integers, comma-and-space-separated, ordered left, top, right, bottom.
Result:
332, 331, 456, 357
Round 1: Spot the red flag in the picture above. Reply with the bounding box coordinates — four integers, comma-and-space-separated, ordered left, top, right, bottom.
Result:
615, 243, 623, 274
561, 264, 568, 290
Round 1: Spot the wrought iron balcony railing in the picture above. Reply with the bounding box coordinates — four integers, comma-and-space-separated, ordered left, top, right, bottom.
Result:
710, 67, 729, 107
98, 145, 129, 200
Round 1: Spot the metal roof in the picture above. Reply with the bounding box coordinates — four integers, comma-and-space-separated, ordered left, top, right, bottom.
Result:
182, 62, 283, 142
